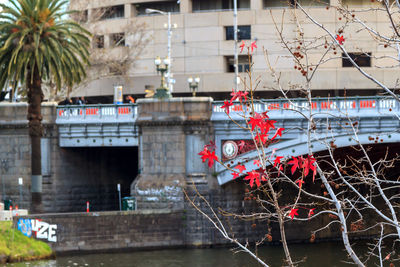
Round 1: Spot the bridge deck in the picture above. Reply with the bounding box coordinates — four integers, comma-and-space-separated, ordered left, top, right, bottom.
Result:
56, 104, 138, 147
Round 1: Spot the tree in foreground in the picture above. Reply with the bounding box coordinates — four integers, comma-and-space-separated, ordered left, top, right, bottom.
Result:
0, 0, 90, 212
188, 1, 400, 266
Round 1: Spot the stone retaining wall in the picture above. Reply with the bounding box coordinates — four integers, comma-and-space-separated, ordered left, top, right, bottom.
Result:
14, 210, 185, 253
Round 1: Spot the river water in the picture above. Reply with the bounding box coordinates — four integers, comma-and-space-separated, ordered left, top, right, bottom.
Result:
3, 241, 372, 267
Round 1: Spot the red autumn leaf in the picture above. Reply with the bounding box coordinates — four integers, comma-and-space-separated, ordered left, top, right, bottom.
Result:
274, 156, 284, 167
250, 41, 257, 52
198, 148, 208, 162
221, 100, 233, 115
308, 155, 317, 182
260, 170, 268, 181
289, 208, 299, 220
239, 40, 245, 53
260, 120, 276, 134
255, 132, 268, 144
308, 208, 315, 218
238, 91, 248, 102
261, 111, 269, 119
198, 148, 218, 168
244, 170, 261, 188
206, 151, 218, 168
230, 89, 238, 101
302, 154, 317, 181
271, 127, 285, 140
235, 164, 246, 173
230, 90, 248, 103
253, 159, 261, 167
231, 172, 240, 179
296, 179, 305, 189
288, 156, 299, 174
248, 116, 262, 131
336, 34, 345, 45
297, 156, 304, 169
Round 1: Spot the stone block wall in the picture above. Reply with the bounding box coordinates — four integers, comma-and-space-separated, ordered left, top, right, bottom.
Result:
14, 210, 184, 252
0, 103, 39, 209
132, 97, 213, 210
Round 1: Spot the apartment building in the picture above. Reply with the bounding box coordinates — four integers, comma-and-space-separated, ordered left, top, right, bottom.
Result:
69, 0, 397, 100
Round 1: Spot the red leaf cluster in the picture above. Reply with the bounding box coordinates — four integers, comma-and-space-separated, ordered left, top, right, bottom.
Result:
239, 41, 257, 53
288, 155, 317, 181
198, 147, 218, 168
336, 34, 345, 45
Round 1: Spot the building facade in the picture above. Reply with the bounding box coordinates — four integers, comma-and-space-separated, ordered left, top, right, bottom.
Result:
69, 0, 397, 100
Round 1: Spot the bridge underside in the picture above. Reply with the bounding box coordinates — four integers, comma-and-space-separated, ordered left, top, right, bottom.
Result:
58, 123, 138, 147
217, 133, 400, 185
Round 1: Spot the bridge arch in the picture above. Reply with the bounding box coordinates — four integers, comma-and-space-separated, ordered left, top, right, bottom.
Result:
217, 132, 400, 185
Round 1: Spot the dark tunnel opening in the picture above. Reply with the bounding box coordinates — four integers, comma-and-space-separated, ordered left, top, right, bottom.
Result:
50, 146, 139, 212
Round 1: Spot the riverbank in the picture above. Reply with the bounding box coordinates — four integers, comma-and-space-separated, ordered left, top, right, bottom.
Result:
0, 221, 53, 263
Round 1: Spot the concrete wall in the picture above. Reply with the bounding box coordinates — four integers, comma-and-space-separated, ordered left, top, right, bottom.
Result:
14, 210, 185, 252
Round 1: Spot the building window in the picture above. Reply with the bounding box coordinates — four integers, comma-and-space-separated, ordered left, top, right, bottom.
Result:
135, 1, 180, 16
111, 33, 125, 47
225, 25, 251, 40
99, 5, 124, 20
226, 55, 251, 73
342, 53, 371, 67
263, 0, 329, 8
72, 10, 88, 23
192, 0, 250, 12
93, 35, 104, 49
109, 66, 124, 75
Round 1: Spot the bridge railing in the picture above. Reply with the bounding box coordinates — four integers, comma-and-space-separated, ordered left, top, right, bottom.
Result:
212, 96, 398, 118
56, 104, 138, 124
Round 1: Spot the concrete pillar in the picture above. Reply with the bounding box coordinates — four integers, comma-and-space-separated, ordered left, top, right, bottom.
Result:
180, 0, 192, 13
132, 97, 213, 210
124, 4, 131, 18
251, 0, 263, 10
87, 8, 93, 22
104, 35, 110, 49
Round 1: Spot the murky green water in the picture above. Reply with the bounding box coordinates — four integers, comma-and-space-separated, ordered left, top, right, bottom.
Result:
2, 241, 373, 267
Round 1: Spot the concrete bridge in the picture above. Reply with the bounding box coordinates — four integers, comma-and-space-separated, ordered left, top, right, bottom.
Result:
211, 96, 400, 185
0, 96, 398, 213
56, 96, 400, 187
1, 96, 398, 251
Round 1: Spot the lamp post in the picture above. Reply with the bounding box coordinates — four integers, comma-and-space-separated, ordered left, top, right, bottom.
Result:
187, 77, 200, 97
154, 56, 171, 98
233, 0, 239, 92
146, 8, 176, 94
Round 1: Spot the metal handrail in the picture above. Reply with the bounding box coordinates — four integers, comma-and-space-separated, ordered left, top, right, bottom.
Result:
212, 96, 398, 114
56, 104, 138, 122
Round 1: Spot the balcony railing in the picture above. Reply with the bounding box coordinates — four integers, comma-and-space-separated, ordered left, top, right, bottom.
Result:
212, 96, 398, 119
56, 104, 137, 124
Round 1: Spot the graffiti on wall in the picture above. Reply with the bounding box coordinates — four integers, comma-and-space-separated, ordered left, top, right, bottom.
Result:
17, 219, 57, 242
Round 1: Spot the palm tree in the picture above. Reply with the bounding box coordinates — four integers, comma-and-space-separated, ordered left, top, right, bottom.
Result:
0, 0, 90, 212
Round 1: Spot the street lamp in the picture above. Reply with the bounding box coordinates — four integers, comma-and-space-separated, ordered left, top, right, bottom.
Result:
146, 8, 177, 94
187, 77, 200, 97
154, 56, 171, 98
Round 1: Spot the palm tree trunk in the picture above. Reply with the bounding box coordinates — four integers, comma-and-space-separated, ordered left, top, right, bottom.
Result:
27, 66, 44, 213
